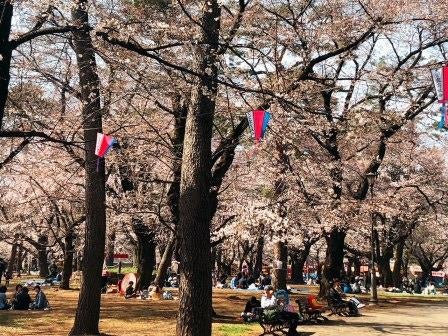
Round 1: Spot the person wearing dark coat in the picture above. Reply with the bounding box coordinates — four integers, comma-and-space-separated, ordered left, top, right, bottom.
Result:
241, 296, 261, 322
30, 285, 49, 310
13, 287, 32, 310
328, 279, 358, 316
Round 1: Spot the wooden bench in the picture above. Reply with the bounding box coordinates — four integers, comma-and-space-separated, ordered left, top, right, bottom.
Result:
326, 297, 351, 316
254, 308, 290, 335
295, 297, 328, 323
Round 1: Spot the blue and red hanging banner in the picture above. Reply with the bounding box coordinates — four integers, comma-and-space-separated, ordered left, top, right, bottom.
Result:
431, 65, 448, 129
95, 133, 117, 158
246, 109, 271, 142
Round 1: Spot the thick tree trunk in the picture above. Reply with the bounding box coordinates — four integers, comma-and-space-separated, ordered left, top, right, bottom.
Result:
6, 242, 18, 279
176, 2, 220, 336
353, 257, 361, 276
378, 256, 393, 287
60, 229, 75, 290
37, 235, 49, 278
319, 229, 346, 297
421, 267, 432, 285
290, 253, 301, 284
272, 241, 288, 290
69, 2, 106, 334
346, 259, 353, 279
132, 219, 156, 291
16, 244, 23, 276
154, 236, 176, 288
106, 229, 116, 267
392, 240, 405, 288
253, 236, 264, 279
291, 245, 311, 284
0, 0, 13, 127
73, 253, 80, 272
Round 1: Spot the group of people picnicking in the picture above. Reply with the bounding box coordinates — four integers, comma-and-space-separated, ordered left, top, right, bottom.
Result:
0, 284, 50, 311
215, 271, 272, 290
123, 281, 173, 301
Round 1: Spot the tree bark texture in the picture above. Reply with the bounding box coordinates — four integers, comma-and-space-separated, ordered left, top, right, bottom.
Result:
60, 229, 75, 290
319, 229, 346, 297
0, 0, 13, 128
392, 239, 405, 288
16, 244, 23, 276
37, 235, 49, 278
132, 218, 156, 291
154, 236, 176, 288
252, 235, 264, 279
69, 1, 106, 334
272, 241, 288, 290
290, 244, 311, 284
176, 2, 220, 335
106, 229, 116, 267
154, 95, 186, 287
6, 242, 17, 279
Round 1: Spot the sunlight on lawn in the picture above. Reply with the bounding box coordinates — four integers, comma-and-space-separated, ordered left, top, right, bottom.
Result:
214, 324, 256, 336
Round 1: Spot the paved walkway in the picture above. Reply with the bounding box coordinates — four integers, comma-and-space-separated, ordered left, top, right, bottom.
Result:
298, 300, 448, 336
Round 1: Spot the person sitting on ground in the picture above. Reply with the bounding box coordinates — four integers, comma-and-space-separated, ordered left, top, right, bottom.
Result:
230, 273, 241, 289
12, 286, 32, 310
149, 285, 163, 300
351, 277, 361, 294
13, 284, 23, 300
0, 285, 11, 310
241, 296, 261, 322
413, 280, 422, 294
216, 274, 228, 288
238, 274, 248, 289
342, 279, 352, 294
261, 286, 300, 336
423, 282, 437, 295
328, 279, 359, 316
125, 281, 136, 299
260, 272, 272, 288
30, 285, 49, 310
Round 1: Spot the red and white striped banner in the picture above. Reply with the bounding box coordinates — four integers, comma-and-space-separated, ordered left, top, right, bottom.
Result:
431, 66, 448, 103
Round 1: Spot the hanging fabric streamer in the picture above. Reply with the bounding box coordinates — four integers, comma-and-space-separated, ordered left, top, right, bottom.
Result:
246, 109, 272, 142
432, 65, 448, 130
95, 133, 118, 158
95, 133, 118, 171
431, 65, 448, 103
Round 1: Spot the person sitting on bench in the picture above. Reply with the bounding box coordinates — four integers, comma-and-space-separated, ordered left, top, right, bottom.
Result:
261, 286, 300, 336
241, 296, 261, 322
329, 279, 359, 316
